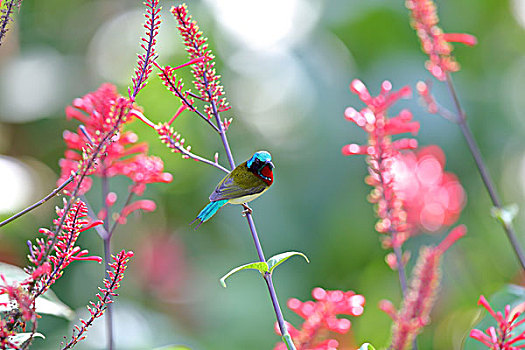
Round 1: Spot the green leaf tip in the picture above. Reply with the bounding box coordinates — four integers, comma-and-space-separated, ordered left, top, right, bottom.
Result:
491, 204, 519, 226
358, 343, 376, 350
267, 251, 309, 274
219, 261, 269, 288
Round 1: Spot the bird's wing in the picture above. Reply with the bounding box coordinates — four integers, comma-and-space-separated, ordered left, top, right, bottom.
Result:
209, 169, 267, 201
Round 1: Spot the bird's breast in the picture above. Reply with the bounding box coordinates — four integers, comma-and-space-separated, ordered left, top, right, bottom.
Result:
228, 188, 268, 204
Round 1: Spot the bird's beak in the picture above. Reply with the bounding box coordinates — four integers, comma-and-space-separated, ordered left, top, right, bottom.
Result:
266, 161, 275, 169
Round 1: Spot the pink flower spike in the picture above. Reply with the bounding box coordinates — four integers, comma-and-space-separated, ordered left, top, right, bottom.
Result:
442, 33, 478, 46
274, 288, 365, 349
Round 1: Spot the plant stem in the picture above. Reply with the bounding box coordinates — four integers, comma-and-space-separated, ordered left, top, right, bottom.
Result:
0, 175, 74, 228
445, 73, 525, 271
393, 243, 408, 296
204, 76, 295, 348
102, 170, 114, 350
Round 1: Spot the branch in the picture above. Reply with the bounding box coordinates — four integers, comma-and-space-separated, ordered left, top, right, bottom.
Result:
0, 174, 74, 228
445, 73, 525, 271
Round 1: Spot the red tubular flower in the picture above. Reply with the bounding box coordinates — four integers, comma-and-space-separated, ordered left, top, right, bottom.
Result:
63, 250, 134, 349
391, 145, 466, 234
110, 154, 173, 196
342, 79, 418, 248
390, 225, 466, 350
273, 288, 365, 350
27, 199, 102, 296
405, 0, 477, 80
470, 296, 525, 349
58, 83, 172, 197
117, 199, 157, 225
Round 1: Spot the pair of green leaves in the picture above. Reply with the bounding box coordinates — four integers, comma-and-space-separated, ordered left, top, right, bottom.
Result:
220, 251, 309, 288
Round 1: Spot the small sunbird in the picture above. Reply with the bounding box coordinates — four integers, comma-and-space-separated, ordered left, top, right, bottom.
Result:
192, 151, 274, 227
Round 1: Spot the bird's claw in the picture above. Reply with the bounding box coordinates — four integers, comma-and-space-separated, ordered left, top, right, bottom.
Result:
242, 204, 252, 216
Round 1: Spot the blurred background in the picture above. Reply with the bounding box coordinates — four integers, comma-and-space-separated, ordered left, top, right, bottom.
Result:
1, 0, 525, 349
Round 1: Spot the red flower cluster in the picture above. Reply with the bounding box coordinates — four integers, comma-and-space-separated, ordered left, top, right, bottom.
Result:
405, 0, 477, 80
470, 295, 525, 349
342, 79, 419, 248
59, 83, 172, 196
274, 288, 365, 350
28, 199, 102, 296
383, 225, 466, 350
63, 250, 134, 349
58, 83, 172, 224
391, 145, 465, 233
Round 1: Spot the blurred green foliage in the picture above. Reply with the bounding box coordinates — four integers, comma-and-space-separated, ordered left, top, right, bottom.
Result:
1, 0, 525, 349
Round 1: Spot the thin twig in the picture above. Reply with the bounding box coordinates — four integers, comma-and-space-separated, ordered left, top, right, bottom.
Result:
445, 73, 525, 271
0, 174, 74, 228
161, 131, 229, 173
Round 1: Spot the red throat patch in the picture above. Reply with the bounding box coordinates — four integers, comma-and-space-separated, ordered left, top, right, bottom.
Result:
260, 165, 273, 186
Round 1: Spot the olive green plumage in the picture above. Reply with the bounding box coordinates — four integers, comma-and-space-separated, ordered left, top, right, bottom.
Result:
193, 151, 274, 226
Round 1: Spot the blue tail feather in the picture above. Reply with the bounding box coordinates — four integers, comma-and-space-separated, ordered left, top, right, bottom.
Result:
192, 199, 228, 226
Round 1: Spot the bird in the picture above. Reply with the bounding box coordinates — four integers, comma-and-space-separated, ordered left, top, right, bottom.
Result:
192, 150, 274, 227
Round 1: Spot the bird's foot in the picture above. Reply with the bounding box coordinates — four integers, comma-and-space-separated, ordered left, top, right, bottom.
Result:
242, 204, 252, 216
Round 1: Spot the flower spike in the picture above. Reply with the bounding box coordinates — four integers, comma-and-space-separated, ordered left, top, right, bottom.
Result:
130, 0, 161, 100
405, 0, 477, 80
62, 250, 134, 349
470, 295, 525, 349
273, 288, 365, 350
390, 225, 466, 350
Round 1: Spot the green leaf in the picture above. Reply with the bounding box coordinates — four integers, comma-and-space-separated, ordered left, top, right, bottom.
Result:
152, 346, 191, 350
219, 261, 269, 288
267, 251, 309, 274
358, 343, 376, 350
6, 332, 45, 349
464, 284, 525, 350
491, 204, 519, 226
35, 289, 75, 320
0, 262, 74, 319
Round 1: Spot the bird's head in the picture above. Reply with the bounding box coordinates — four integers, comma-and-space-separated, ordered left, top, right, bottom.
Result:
247, 151, 274, 184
